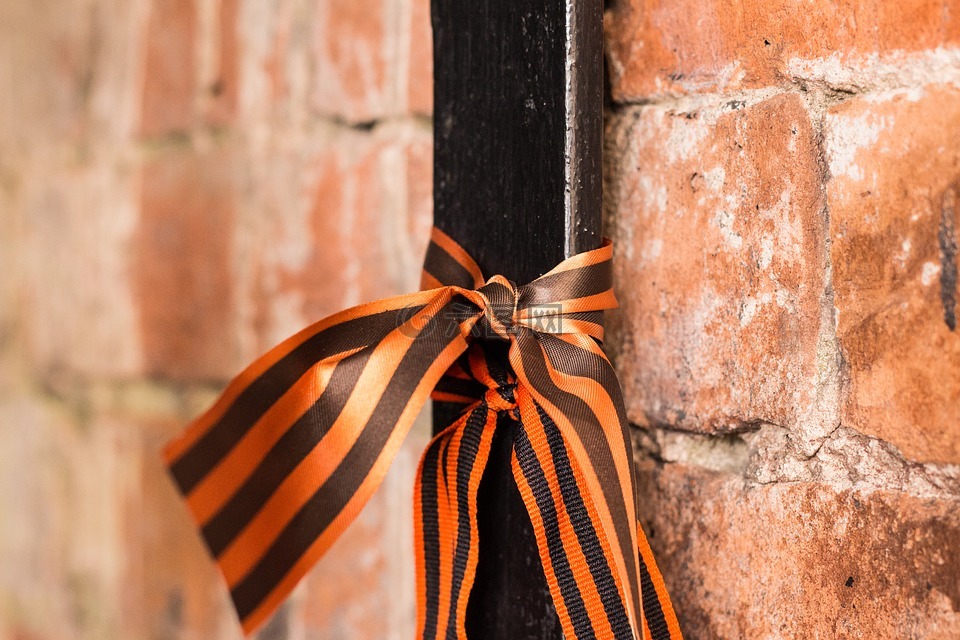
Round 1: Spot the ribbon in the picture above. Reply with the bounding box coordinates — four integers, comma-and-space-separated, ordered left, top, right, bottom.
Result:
163, 228, 682, 639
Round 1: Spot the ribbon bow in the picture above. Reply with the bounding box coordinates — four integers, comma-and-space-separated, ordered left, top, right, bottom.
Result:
163, 228, 682, 639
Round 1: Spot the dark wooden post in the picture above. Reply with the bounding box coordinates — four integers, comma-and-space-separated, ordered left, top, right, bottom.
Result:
431, 0, 604, 636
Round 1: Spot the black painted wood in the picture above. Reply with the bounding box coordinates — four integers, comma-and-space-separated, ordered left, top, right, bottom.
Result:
431, 0, 604, 637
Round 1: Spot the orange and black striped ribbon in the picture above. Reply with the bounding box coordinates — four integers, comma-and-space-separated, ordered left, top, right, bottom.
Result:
163, 228, 682, 639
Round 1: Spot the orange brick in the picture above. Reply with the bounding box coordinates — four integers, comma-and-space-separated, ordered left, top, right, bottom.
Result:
605, 0, 960, 100
826, 85, 960, 464
247, 126, 433, 352
141, 0, 240, 136
135, 146, 241, 380
140, 0, 197, 136
606, 93, 828, 434
311, 0, 432, 121
18, 164, 144, 378
407, 0, 434, 115
637, 461, 960, 639
205, 0, 241, 126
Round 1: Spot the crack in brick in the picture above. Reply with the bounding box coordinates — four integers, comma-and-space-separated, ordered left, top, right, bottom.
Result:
633, 422, 960, 501
136, 114, 432, 150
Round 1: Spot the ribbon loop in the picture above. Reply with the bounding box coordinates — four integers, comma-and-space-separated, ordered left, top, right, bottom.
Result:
164, 227, 682, 639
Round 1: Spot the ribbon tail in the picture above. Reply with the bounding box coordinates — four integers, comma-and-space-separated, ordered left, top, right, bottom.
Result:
163, 287, 472, 635
510, 329, 684, 640
511, 385, 637, 639
509, 330, 645, 628
416, 401, 497, 640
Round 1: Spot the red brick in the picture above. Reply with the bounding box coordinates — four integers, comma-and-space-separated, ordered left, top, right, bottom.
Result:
826, 85, 960, 464
0, 387, 240, 639
3, 2, 151, 378
205, 0, 241, 126
133, 415, 240, 639
405, 133, 434, 252
407, 0, 434, 115
0, 186, 17, 346
606, 93, 828, 434
310, 0, 431, 121
311, 0, 389, 122
0, 2, 114, 145
18, 164, 144, 378
605, 0, 960, 100
0, 392, 188, 639
294, 140, 397, 318
636, 460, 960, 639
135, 146, 241, 380
141, 0, 240, 136
140, 0, 197, 136
0, 394, 81, 638
247, 126, 433, 351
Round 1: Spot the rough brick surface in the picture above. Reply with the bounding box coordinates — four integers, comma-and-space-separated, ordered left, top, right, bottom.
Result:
0, 163, 20, 351
407, 0, 434, 115
139, 0, 247, 135
312, 0, 389, 121
266, 128, 432, 328
826, 85, 960, 465
636, 459, 960, 640
605, 0, 960, 100
606, 93, 832, 436
208, 0, 241, 126
139, 0, 429, 134
0, 393, 88, 639
2, 0, 150, 379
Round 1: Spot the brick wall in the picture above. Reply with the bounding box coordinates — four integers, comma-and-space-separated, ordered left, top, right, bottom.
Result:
0, 1, 431, 638
0, 1, 957, 639
605, 0, 960, 637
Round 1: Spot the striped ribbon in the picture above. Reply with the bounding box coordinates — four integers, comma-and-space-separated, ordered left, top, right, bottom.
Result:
163, 228, 682, 639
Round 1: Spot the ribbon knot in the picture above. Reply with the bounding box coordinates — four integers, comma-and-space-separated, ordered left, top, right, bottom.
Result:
163, 228, 681, 640
484, 383, 517, 413
474, 275, 517, 341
